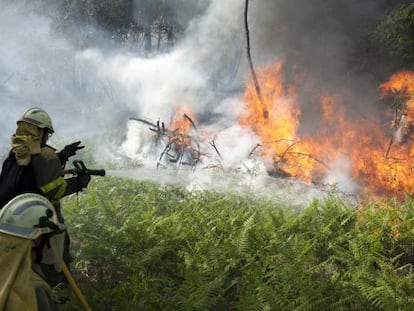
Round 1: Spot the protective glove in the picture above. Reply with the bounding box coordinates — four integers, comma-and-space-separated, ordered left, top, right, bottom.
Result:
77, 174, 91, 189
57, 141, 85, 166
64, 175, 91, 195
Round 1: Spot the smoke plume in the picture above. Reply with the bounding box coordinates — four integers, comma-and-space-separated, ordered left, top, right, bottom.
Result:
0, 0, 392, 202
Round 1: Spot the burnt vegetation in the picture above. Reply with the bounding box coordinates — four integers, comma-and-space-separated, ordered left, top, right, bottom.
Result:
130, 115, 204, 170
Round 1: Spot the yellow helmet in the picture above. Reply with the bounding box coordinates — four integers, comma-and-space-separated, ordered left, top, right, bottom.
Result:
0, 193, 64, 240
18, 107, 54, 133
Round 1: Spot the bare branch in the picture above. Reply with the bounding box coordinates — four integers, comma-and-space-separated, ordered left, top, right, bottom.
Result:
284, 151, 331, 171
248, 143, 261, 158
209, 140, 223, 159
244, 0, 268, 120
129, 117, 158, 128
183, 113, 198, 131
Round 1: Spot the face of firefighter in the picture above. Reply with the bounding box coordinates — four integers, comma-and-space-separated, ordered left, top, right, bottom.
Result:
41, 129, 52, 145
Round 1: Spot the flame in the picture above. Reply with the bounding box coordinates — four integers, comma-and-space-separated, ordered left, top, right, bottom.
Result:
240, 61, 414, 198
167, 106, 199, 164
170, 106, 196, 134
380, 70, 414, 143
380, 70, 414, 95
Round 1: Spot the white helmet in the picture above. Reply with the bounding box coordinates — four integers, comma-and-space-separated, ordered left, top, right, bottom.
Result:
18, 107, 54, 133
0, 193, 64, 240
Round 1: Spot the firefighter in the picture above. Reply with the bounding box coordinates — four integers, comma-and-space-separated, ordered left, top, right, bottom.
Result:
0, 193, 65, 311
0, 107, 90, 285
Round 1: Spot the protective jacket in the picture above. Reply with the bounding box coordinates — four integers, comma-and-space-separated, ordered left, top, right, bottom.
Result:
0, 151, 39, 207
0, 146, 82, 212
0, 118, 84, 212
0, 122, 85, 286
0, 232, 59, 311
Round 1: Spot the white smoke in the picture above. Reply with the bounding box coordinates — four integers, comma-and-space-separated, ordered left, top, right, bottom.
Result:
0, 1, 251, 164
323, 157, 359, 197
75, 48, 206, 121
0, 0, 355, 204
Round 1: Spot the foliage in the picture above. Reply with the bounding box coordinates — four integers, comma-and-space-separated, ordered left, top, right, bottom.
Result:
61, 177, 414, 310
375, 2, 414, 66
52, 0, 208, 52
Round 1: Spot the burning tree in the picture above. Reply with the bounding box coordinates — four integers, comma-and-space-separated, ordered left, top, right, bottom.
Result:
380, 70, 414, 154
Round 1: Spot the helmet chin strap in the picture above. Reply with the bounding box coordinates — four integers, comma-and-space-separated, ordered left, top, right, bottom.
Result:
34, 215, 66, 235
41, 130, 50, 146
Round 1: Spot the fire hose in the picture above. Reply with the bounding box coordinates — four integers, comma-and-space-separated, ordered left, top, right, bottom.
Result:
65, 160, 106, 177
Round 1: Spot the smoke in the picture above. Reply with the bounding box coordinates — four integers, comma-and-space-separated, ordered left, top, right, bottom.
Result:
251, 1, 385, 71
249, 0, 391, 122
0, 7, 129, 151
0, 0, 252, 167
0, 0, 387, 202
323, 157, 359, 196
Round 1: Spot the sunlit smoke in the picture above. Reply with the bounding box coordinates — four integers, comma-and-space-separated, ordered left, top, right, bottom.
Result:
322, 157, 359, 197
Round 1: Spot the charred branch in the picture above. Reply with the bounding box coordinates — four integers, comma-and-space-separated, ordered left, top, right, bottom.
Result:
267, 166, 292, 179
284, 151, 331, 171
244, 0, 268, 120
130, 115, 202, 170
248, 144, 261, 158
157, 142, 173, 169
130, 117, 168, 140
276, 142, 298, 164
133, 114, 331, 178
129, 117, 158, 128
184, 113, 198, 131
254, 140, 330, 177
209, 140, 223, 159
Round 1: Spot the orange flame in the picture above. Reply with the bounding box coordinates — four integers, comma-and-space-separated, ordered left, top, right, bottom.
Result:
380, 70, 414, 95
380, 70, 414, 143
167, 106, 198, 151
240, 61, 414, 199
170, 106, 196, 135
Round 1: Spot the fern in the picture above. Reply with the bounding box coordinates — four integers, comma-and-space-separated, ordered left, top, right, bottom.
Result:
236, 213, 256, 255
61, 178, 414, 310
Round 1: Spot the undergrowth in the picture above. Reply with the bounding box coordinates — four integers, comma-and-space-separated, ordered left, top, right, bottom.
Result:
61, 177, 414, 310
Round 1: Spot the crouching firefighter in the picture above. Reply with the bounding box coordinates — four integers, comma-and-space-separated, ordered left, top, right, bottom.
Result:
0, 193, 65, 311
0, 107, 91, 285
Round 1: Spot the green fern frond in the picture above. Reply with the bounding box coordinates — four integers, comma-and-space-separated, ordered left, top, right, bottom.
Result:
236, 213, 256, 255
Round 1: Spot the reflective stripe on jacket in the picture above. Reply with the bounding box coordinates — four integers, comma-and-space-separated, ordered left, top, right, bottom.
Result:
32, 146, 66, 204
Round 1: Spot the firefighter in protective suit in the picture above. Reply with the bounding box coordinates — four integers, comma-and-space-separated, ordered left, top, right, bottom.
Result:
0, 193, 65, 311
0, 107, 90, 285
